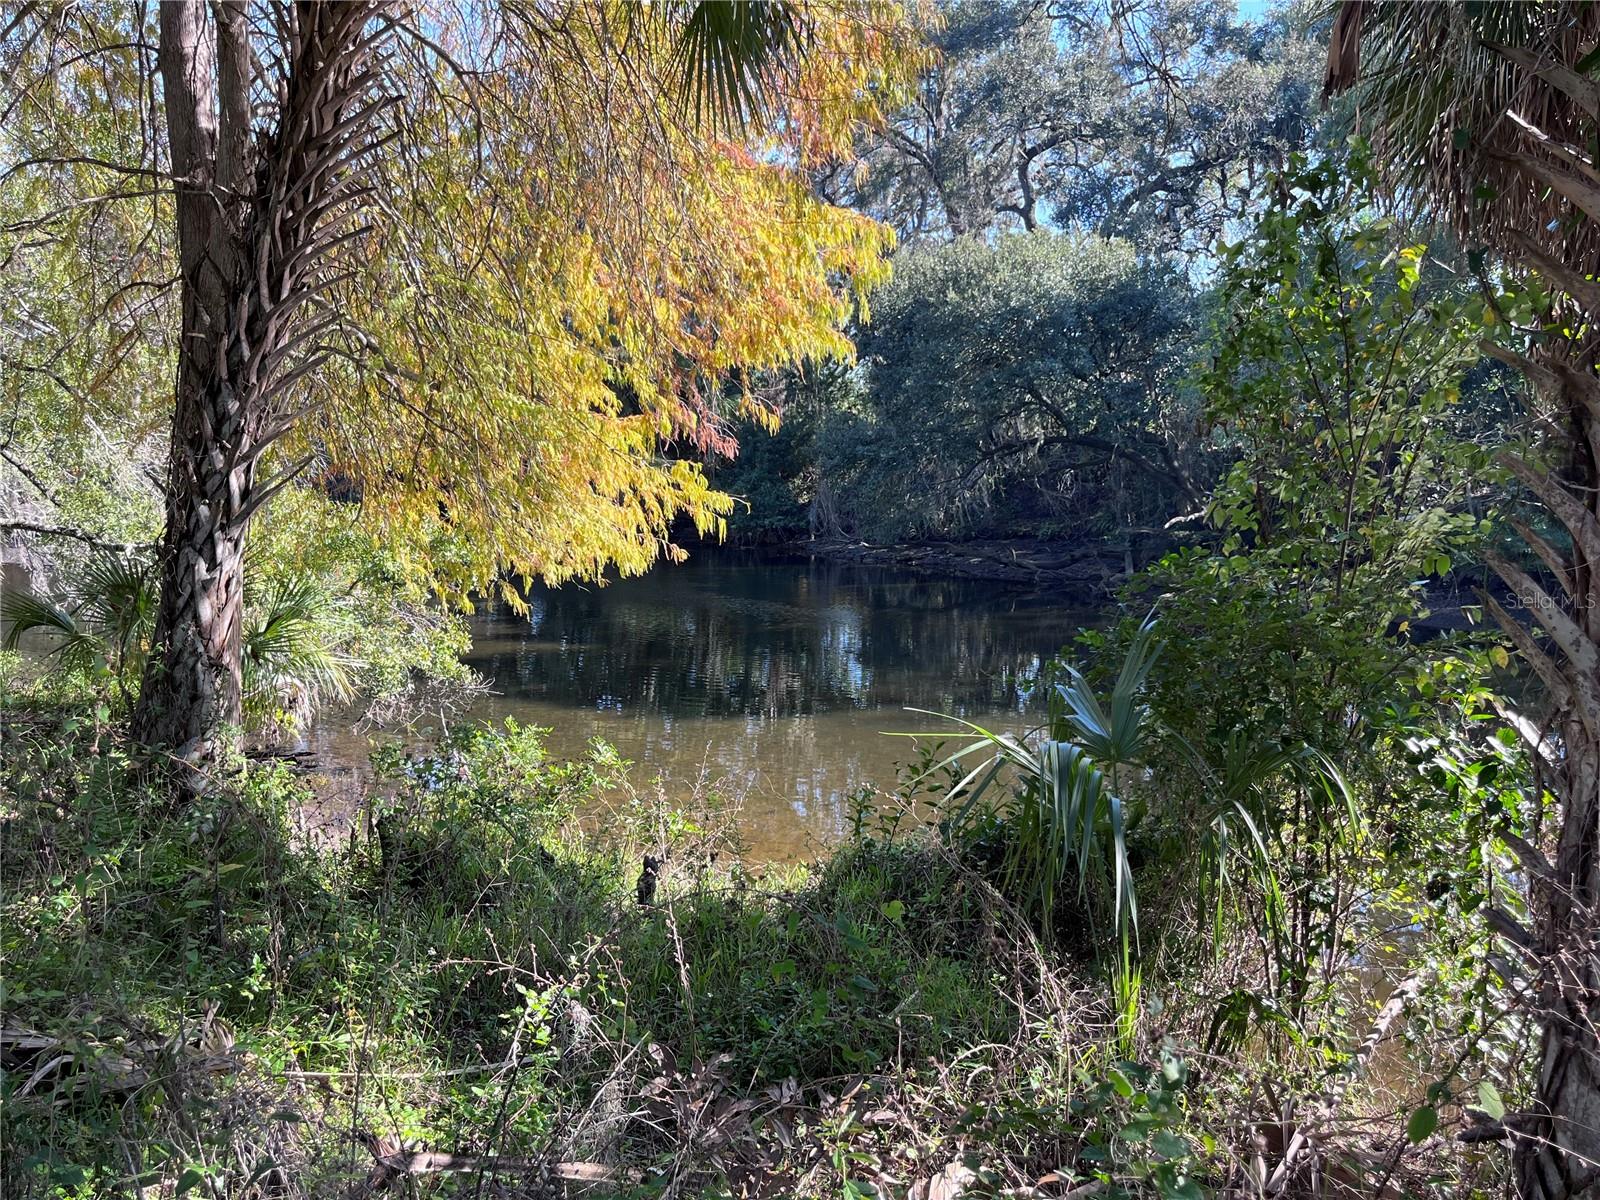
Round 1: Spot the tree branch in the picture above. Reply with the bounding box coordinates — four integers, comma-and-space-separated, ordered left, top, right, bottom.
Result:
0, 521, 155, 554
0, 446, 60, 507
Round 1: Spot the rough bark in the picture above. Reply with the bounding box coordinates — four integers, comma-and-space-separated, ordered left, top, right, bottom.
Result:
1485, 345, 1600, 1198
1519, 722, 1600, 1199
132, 1, 385, 775
133, 0, 253, 766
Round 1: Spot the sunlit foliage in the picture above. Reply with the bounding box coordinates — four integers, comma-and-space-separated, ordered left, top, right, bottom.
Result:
1, 2, 928, 609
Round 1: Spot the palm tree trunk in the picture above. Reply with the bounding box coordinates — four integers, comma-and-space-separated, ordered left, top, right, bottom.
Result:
1521, 719, 1600, 1198
132, 384, 258, 764
132, 1, 258, 768
1482, 346, 1600, 1196
132, 1, 381, 773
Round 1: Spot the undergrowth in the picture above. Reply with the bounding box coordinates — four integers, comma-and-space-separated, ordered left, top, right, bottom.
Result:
0, 707, 1501, 1198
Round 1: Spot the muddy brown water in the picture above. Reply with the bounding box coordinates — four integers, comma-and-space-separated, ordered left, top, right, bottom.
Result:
307, 549, 1106, 861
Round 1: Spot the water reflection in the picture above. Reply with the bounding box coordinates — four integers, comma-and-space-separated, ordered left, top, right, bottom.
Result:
317, 550, 1102, 859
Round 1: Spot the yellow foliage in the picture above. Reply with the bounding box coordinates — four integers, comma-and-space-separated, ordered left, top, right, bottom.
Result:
285, 1, 926, 608
2, 1, 927, 608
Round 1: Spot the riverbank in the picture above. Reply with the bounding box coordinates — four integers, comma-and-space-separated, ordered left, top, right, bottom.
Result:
783, 535, 1129, 588
0, 705, 1492, 1199
779, 536, 1509, 640
0, 709, 1121, 1199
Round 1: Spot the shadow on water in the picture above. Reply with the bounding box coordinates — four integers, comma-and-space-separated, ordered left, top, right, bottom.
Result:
317, 548, 1107, 860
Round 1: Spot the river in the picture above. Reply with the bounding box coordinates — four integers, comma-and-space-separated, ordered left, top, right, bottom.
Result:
309, 549, 1103, 860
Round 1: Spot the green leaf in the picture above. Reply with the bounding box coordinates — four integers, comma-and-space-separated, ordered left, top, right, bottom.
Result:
1107, 1066, 1134, 1098
880, 898, 905, 920
1477, 1081, 1505, 1121
1406, 1105, 1438, 1143
1151, 1129, 1189, 1159
809, 987, 829, 1022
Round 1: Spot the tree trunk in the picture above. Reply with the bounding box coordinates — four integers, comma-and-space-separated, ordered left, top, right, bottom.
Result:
132, 1, 258, 769
1486, 346, 1600, 1196
132, 384, 258, 763
1520, 720, 1600, 1198
131, 1, 381, 774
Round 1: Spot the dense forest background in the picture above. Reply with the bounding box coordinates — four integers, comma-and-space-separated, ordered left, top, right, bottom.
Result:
711, 0, 1319, 545
705, 0, 1521, 562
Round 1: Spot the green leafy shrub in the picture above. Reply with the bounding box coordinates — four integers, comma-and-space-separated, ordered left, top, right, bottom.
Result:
368, 719, 621, 892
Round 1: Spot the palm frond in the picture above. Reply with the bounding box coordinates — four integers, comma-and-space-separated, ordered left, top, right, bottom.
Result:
1186, 733, 1360, 959
76, 554, 158, 659
919, 622, 1158, 946
1326, 0, 1600, 268
1053, 615, 1160, 766
2, 590, 79, 648
242, 578, 354, 724
0, 589, 105, 673
672, 1, 808, 132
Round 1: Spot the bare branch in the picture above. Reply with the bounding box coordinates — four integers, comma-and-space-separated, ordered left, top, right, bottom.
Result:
0, 521, 155, 553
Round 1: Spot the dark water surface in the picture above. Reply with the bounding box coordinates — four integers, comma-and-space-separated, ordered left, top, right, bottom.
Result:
314, 550, 1103, 859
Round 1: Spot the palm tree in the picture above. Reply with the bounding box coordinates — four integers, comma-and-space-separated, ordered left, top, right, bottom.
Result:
1325, 4, 1600, 1192
5, 0, 817, 778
